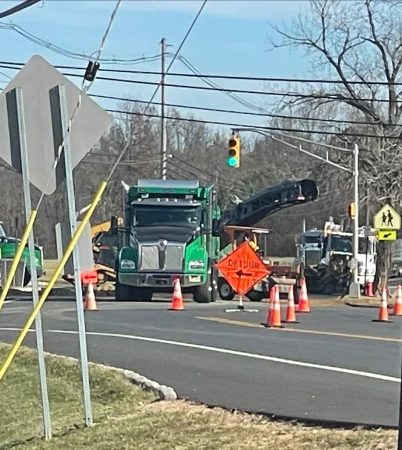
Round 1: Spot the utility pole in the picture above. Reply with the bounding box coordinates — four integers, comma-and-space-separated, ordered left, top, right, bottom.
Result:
349, 144, 360, 298
160, 37, 167, 180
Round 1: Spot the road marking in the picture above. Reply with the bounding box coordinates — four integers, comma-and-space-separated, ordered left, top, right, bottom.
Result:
0, 327, 399, 383
197, 316, 402, 343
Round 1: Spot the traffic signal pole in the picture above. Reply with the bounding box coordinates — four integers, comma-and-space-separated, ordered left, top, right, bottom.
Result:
160, 37, 167, 180
231, 127, 360, 299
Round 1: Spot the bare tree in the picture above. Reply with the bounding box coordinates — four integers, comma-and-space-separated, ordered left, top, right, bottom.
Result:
268, 0, 402, 283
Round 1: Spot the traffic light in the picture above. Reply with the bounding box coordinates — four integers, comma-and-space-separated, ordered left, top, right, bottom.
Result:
348, 202, 356, 219
228, 135, 241, 168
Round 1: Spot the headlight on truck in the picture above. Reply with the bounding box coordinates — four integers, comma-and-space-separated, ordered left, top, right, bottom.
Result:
189, 260, 204, 270
121, 259, 136, 269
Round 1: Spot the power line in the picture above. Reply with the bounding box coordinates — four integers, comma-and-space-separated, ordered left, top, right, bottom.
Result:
143, 0, 208, 119
2, 62, 400, 105
173, 54, 265, 114
105, 0, 208, 183
0, 24, 161, 65
36, 0, 122, 208
90, 93, 401, 128
0, 0, 41, 19
3, 58, 402, 86
105, 108, 402, 140
168, 158, 245, 195
171, 154, 235, 186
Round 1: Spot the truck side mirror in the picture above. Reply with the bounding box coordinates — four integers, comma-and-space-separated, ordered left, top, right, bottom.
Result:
212, 218, 221, 237
110, 216, 118, 235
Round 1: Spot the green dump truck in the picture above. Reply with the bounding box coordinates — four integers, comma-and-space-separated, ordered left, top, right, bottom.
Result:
112, 178, 319, 303
112, 179, 221, 303
0, 221, 44, 286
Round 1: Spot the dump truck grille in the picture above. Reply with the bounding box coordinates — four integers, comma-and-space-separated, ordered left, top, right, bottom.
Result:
305, 250, 322, 266
140, 244, 184, 271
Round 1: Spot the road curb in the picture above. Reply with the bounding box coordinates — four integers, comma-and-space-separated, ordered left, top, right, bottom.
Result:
345, 302, 394, 309
191, 400, 398, 430
44, 352, 178, 401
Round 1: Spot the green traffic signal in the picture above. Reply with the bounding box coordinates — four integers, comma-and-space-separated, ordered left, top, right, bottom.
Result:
227, 135, 240, 168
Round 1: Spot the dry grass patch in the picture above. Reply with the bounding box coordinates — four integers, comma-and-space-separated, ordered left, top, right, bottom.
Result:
0, 343, 397, 449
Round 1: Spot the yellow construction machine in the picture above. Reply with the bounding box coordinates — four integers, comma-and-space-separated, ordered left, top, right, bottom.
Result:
62, 217, 123, 286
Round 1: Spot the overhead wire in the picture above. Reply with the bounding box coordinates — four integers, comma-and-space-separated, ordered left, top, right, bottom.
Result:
3, 61, 401, 105
171, 154, 235, 186
35, 0, 122, 209
168, 158, 245, 195
172, 54, 266, 114
105, 0, 208, 183
0, 0, 41, 19
105, 108, 402, 140
3, 58, 402, 86
88, 93, 402, 128
0, 24, 162, 65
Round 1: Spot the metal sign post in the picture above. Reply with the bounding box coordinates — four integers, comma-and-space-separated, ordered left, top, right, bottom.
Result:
9, 87, 52, 439
53, 84, 93, 426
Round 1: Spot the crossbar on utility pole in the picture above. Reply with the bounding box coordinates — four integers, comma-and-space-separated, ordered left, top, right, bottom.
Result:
160, 37, 167, 180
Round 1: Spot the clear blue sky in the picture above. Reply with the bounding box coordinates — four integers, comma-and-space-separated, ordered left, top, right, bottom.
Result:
0, 0, 310, 130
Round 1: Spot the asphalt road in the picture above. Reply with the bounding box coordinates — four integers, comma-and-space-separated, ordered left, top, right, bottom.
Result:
0, 297, 401, 427
389, 276, 402, 288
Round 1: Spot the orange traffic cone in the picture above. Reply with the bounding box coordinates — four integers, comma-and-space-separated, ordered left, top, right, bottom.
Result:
393, 285, 402, 316
84, 283, 98, 311
169, 278, 184, 311
297, 279, 310, 313
373, 286, 392, 322
267, 285, 276, 324
265, 285, 275, 325
266, 285, 284, 328
284, 286, 298, 323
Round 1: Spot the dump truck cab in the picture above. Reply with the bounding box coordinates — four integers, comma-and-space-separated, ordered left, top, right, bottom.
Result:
113, 179, 221, 303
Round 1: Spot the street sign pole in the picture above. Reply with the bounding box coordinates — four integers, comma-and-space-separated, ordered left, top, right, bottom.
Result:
12, 87, 52, 439
225, 291, 259, 314
56, 84, 93, 426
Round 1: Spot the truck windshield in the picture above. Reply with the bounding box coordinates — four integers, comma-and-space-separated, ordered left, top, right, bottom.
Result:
304, 236, 321, 245
358, 237, 374, 254
330, 236, 352, 253
0, 224, 6, 238
133, 206, 201, 227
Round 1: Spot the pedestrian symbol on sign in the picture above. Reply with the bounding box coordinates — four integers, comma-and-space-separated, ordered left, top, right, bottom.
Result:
373, 204, 401, 232
381, 209, 394, 227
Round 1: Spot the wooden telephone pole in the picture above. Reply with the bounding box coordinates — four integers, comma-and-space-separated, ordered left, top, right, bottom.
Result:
160, 37, 167, 180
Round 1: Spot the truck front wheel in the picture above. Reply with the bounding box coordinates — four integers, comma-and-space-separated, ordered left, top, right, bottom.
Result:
218, 278, 235, 301
115, 280, 132, 301
193, 269, 218, 303
245, 290, 265, 302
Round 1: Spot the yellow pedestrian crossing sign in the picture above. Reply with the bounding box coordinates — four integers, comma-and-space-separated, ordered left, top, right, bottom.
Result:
373, 204, 401, 231
377, 230, 397, 241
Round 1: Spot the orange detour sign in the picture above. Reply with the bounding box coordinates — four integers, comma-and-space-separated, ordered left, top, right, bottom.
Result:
216, 241, 270, 313
216, 241, 270, 296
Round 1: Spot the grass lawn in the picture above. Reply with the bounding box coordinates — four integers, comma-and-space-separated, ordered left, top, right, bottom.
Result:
0, 343, 397, 449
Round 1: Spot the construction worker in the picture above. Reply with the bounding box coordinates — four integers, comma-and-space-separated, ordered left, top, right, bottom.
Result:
244, 232, 259, 252
249, 240, 259, 251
